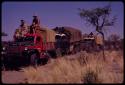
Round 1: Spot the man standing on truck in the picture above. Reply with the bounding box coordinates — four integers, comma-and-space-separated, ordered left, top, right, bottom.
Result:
32, 15, 40, 28
30, 15, 40, 34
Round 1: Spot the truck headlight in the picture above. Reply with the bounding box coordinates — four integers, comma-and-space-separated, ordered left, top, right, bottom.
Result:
2, 47, 6, 54
24, 47, 28, 50
2, 47, 6, 51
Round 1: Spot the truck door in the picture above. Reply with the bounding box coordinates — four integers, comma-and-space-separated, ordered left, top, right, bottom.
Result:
36, 36, 46, 51
36, 36, 41, 45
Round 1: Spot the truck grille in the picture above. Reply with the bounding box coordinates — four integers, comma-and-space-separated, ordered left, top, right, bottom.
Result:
7, 46, 20, 54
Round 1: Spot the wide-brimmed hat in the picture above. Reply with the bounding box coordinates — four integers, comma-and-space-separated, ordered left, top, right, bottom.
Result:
20, 20, 24, 21
33, 15, 37, 17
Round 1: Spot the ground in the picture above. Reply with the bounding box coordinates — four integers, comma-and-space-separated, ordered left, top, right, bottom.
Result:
1, 50, 123, 84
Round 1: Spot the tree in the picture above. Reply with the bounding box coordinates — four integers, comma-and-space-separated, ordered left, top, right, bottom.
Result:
78, 4, 117, 61
108, 34, 120, 50
108, 34, 120, 42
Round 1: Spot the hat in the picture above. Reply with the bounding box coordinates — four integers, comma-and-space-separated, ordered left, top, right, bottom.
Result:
33, 15, 37, 17
20, 19, 24, 21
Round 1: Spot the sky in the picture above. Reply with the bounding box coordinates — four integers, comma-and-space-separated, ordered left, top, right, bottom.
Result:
2, 1, 124, 41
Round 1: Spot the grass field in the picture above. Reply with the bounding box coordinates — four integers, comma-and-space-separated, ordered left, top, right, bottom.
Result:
22, 50, 123, 84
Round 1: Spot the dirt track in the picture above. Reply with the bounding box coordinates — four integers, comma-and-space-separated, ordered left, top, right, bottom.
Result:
2, 70, 27, 84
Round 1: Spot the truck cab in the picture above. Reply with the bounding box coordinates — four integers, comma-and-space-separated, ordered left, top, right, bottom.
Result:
4, 33, 50, 67
22, 33, 45, 52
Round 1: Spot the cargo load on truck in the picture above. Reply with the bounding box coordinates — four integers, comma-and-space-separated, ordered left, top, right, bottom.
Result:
35, 27, 56, 43
14, 26, 56, 42
53, 26, 82, 43
53, 26, 82, 55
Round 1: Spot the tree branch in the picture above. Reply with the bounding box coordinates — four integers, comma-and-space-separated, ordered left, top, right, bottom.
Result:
101, 15, 106, 28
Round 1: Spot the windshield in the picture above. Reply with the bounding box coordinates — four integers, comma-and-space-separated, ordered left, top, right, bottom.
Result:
15, 36, 34, 42
9, 42, 19, 46
20, 41, 34, 46
24, 36, 34, 42
15, 37, 24, 42
12, 36, 35, 46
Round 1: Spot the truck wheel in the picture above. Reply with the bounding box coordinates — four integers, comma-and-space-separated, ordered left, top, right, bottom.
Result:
39, 52, 50, 65
30, 53, 38, 67
41, 58, 49, 65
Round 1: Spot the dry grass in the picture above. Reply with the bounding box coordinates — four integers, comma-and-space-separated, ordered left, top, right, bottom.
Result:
22, 50, 123, 84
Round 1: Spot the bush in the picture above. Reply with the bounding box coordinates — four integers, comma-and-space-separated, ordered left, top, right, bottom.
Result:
82, 69, 99, 83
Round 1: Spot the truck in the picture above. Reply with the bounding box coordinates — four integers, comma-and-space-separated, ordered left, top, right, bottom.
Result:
2, 21, 83, 69
53, 26, 82, 55
2, 27, 56, 67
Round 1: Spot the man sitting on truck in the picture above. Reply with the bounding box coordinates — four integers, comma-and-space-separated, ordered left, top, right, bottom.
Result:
14, 29, 22, 41
20, 20, 28, 36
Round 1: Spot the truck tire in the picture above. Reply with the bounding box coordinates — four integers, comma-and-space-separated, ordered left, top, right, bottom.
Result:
39, 52, 50, 65
30, 53, 38, 67
41, 58, 49, 65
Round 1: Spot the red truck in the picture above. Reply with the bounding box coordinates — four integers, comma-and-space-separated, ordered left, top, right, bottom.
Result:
3, 27, 56, 67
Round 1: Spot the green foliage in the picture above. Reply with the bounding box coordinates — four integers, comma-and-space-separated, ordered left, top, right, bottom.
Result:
82, 69, 99, 83
78, 4, 117, 32
108, 34, 120, 42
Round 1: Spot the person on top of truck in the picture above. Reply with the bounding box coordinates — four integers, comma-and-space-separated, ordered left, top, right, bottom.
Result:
14, 29, 22, 41
20, 20, 28, 29
32, 15, 40, 27
20, 20, 28, 36
30, 16, 40, 34
29, 25, 35, 34
20, 20, 25, 27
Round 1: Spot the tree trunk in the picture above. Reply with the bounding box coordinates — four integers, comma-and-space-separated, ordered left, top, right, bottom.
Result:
96, 26, 105, 61
98, 31, 105, 61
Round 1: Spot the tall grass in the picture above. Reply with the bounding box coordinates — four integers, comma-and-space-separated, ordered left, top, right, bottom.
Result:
22, 50, 123, 84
